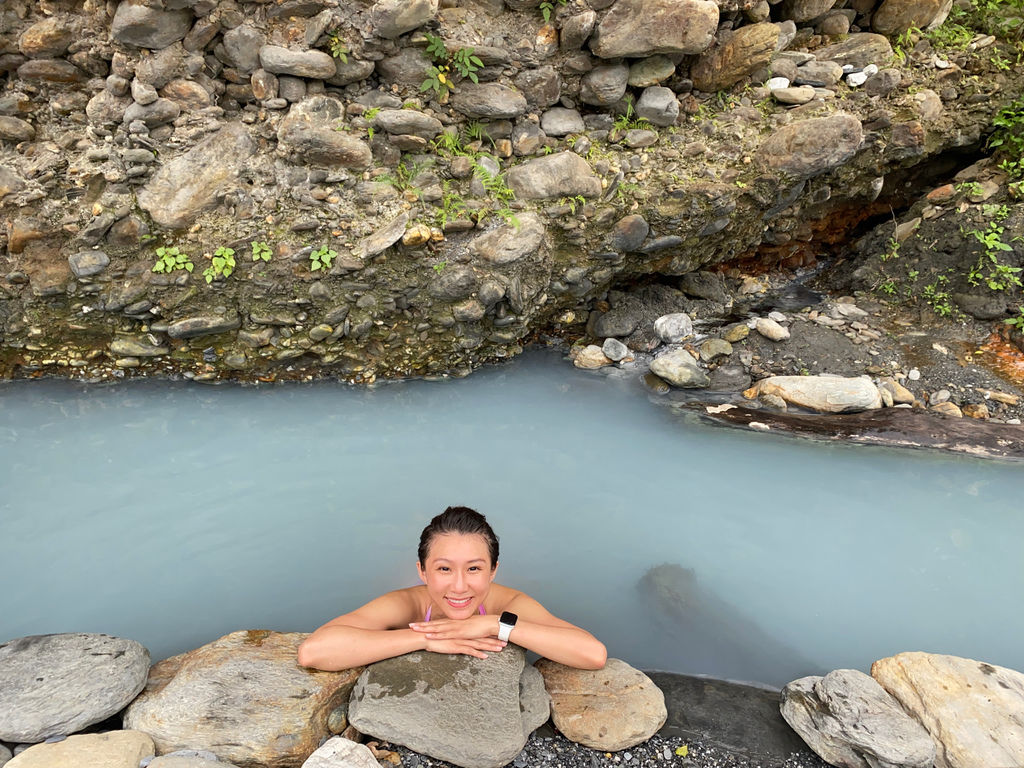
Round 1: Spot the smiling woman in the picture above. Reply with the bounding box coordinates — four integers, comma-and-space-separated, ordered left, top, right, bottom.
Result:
297, 506, 607, 671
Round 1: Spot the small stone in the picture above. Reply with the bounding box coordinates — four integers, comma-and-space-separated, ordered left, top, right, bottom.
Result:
755, 317, 790, 341
929, 389, 950, 405
722, 323, 750, 343
699, 338, 732, 362
962, 403, 989, 419
908, 368, 921, 380
308, 325, 333, 342
575, 345, 612, 369
649, 349, 709, 388
402, 224, 431, 246
602, 337, 630, 362
68, 250, 110, 278
930, 401, 962, 417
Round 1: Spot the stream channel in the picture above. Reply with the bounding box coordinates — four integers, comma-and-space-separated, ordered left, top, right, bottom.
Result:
1, 349, 1021, 688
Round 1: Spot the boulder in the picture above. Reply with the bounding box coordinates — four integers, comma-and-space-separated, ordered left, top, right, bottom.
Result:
138, 122, 255, 229
277, 97, 372, 169
744, 376, 883, 413
575, 345, 612, 369
780, 669, 936, 768
507, 152, 602, 200
0, 116, 35, 142
536, 658, 667, 751
258, 46, 336, 79
123, 631, 361, 768
649, 349, 710, 388
580, 64, 629, 106
110, 1, 192, 49
469, 212, 545, 265
348, 646, 549, 768
357, 212, 409, 259
166, 315, 241, 339
635, 87, 678, 127
19, 17, 74, 59
815, 34, 894, 69
691, 23, 779, 93
372, 109, 442, 139
6, 731, 155, 768
222, 26, 265, 74
872, 0, 943, 35
541, 107, 585, 136
871, 652, 1024, 768
653, 312, 693, 342
515, 66, 561, 109
760, 114, 863, 180
371, 0, 438, 39
301, 738, 378, 768
781, 0, 837, 22
560, 11, 597, 51
16, 59, 84, 83
68, 250, 110, 278
628, 56, 677, 88
590, 0, 719, 58
0, 634, 149, 743
451, 83, 528, 120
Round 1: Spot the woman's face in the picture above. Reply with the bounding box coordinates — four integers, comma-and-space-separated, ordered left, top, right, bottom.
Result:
417, 532, 497, 619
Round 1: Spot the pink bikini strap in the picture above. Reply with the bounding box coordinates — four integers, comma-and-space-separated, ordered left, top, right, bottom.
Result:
424, 604, 485, 621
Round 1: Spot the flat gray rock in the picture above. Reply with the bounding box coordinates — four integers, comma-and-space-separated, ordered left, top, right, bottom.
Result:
590, 0, 718, 58
68, 250, 110, 278
0, 634, 149, 743
468, 213, 545, 265
760, 114, 863, 180
349, 645, 548, 768
110, 3, 192, 49
650, 348, 709, 388
507, 152, 601, 200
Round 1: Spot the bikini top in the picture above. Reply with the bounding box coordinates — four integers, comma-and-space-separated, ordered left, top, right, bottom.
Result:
424, 604, 486, 621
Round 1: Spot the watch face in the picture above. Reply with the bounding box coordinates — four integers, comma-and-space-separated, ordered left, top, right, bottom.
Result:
499, 611, 518, 626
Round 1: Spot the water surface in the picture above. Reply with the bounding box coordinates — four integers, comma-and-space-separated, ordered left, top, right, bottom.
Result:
2, 350, 1020, 686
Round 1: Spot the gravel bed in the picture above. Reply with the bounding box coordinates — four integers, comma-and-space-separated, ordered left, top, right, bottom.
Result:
383, 733, 830, 768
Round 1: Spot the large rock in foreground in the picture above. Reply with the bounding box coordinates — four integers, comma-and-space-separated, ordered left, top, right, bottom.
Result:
123, 630, 362, 768
760, 114, 864, 180
535, 658, 667, 751
0, 633, 149, 743
348, 646, 549, 768
507, 152, 601, 200
589, 0, 719, 58
780, 669, 935, 768
6, 731, 155, 768
871, 652, 1024, 768
137, 123, 255, 230
744, 375, 882, 413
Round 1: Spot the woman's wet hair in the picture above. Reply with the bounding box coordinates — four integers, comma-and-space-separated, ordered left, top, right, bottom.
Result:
418, 506, 499, 567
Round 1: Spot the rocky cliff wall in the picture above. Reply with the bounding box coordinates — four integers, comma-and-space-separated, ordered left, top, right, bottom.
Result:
0, 0, 1019, 382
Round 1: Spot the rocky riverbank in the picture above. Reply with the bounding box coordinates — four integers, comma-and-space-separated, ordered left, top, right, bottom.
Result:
2, 0, 1023, 422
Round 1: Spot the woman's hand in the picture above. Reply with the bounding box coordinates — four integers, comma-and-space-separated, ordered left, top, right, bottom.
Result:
423, 636, 507, 659
408, 614, 498, 641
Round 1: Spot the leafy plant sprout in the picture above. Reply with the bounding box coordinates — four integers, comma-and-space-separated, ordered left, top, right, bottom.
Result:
203, 245, 236, 284
327, 32, 348, 63
152, 245, 194, 274
251, 241, 272, 262
540, 0, 567, 23
310, 245, 337, 272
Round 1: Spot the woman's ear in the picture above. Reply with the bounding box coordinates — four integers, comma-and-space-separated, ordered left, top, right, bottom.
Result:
490, 560, 498, 581
416, 561, 426, 584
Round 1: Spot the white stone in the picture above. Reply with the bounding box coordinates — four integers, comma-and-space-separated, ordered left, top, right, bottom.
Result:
744, 375, 882, 413
846, 71, 868, 87
653, 313, 693, 343
768, 76, 791, 89
755, 317, 790, 341
301, 738, 379, 768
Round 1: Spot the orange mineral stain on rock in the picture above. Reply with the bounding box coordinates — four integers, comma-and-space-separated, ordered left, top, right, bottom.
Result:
978, 331, 1024, 390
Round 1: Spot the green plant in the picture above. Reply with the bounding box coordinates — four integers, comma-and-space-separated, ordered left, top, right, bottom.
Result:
451, 47, 484, 83
982, 203, 1011, 219
310, 244, 337, 272
378, 158, 425, 196
560, 194, 586, 214
925, 20, 975, 50
956, 180, 984, 197
425, 33, 447, 61
989, 96, 1024, 180
420, 34, 482, 98
327, 32, 348, 63
435, 182, 469, 229
892, 26, 920, 64
879, 236, 901, 261
252, 240, 272, 262
612, 99, 653, 132
433, 261, 448, 273
203, 245, 236, 283
152, 245, 193, 274
922, 275, 954, 317
1005, 305, 1024, 331
539, 0, 567, 23
879, 279, 898, 295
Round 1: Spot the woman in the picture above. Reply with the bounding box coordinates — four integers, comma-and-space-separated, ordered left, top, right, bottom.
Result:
297, 506, 607, 671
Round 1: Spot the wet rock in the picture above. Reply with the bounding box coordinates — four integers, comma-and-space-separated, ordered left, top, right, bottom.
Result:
138, 122, 255, 229
451, 83, 527, 120
349, 646, 548, 768
872, 0, 943, 35
68, 250, 110, 278
110, 2, 193, 49
744, 376, 882, 413
692, 23, 778, 93
16, 59, 84, 83
373, 109, 442, 139
507, 152, 601, 200
221, 25, 264, 74
781, 0, 837, 22
580, 64, 629, 106
709, 364, 751, 390
781, 669, 935, 768
755, 317, 790, 341
302, 737, 378, 768
278, 96, 372, 169
607, 215, 649, 252
536, 659, 667, 750
760, 114, 863, 180
635, 87, 678, 127
590, 0, 719, 58
575, 344, 612, 369
124, 631, 360, 767
953, 292, 1008, 320
452, 298, 486, 322
872, 652, 1024, 768
371, 0, 438, 39
166, 315, 241, 339
650, 349, 709, 388
19, 17, 74, 59
6, 731, 154, 768
0, 634, 149, 743
0, 116, 34, 142
541, 107, 585, 136
815, 34, 894, 69
259, 46, 336, 79
469, 213, 545, 264
357, 212, 409, 258
602, 337, 630, 361
654, 313, 693, 343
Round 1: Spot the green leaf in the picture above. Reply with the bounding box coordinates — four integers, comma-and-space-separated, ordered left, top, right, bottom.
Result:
185, 263, 194, 272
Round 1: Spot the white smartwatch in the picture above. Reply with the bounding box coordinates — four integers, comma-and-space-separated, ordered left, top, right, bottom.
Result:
497, 611, 518, 642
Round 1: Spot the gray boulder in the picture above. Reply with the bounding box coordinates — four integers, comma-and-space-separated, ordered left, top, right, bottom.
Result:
68, 250, 110, 278
0, 116, 35, 142
744, 375, 882, 413
507, 152, 602, 200
110, 2, 192, 49
649, 349, 709, 388
372, 109, 442, 139
277, 97, 372, 169
635, 87, 678, 127
348, 646, 549, 768
781, 0, 837, 22
221, 26, 264, 74
451, 83, 527, 120
872, 0, 944, 35
138, 122, 255, 229
590, 0, 719, 58
691, 23, 779, 93
166, 315, 241, 339
780, 669, 935, 768
815, 34, 894, 69
653, 312, 693, 342
371, 0, 438, 39
580, 64, 629, 106
259, 46, 336, 79
540, 107, 585, 137
760, 114, 863, 180
469, 213, 545, 265
0, 633, 149, 743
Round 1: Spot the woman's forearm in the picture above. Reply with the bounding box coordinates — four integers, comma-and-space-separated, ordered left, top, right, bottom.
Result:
509, 620, 607, 670
297, 625, 426, 671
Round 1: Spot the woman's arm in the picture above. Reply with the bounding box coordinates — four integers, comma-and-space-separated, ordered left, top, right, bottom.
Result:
297, 591, 507, 671
409, 592, 607, 670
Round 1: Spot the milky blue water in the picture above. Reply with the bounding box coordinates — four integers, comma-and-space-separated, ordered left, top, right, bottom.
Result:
1, 349, 1021, 687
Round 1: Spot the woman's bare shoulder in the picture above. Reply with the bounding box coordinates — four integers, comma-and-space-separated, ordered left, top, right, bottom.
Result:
322, 586, 426, 630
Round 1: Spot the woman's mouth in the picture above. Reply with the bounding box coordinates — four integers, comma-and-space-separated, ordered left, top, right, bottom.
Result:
445, 596, 472, 608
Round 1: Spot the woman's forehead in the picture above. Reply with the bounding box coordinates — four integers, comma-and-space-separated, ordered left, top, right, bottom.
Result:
426, 532, 491, 559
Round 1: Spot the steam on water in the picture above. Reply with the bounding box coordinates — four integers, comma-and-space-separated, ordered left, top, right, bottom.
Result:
1, 350, 1020, 686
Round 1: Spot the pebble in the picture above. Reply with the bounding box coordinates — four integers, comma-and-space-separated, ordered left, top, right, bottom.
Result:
908, 368, 921, 381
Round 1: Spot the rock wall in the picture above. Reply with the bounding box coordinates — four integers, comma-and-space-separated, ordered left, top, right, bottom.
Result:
0, 0, 1018, 382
